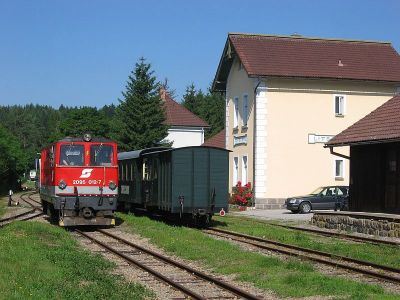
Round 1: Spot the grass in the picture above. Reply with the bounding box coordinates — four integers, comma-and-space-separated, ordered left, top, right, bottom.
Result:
0, 196, 7, 217
22, 180, 36, 190
0, 221, 154, 300
212, 215, 400, 269
118, 212, 399, 299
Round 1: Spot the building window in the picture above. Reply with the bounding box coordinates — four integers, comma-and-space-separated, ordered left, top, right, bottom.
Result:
242, 156, 248, 184
334, 95, 345, 116
335, 159, 344, 179
233, 157, 239, 184
242, 94, 248, 127
233, 97, 239, 128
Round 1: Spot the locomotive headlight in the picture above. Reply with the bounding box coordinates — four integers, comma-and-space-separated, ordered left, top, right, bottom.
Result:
83, 133, 92, 142
59, 180, 67, 190
109, 181, 117, 190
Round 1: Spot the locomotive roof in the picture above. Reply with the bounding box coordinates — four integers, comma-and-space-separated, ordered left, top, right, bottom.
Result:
118, 146, 230, 160
58, 137, 114, 143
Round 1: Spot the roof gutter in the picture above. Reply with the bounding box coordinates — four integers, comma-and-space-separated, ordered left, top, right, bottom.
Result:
326, 137, 400, 149
212, 38, 231, 93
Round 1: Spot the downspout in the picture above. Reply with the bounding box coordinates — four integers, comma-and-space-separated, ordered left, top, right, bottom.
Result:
252, 79, 262, 204
328, 146, 350, 160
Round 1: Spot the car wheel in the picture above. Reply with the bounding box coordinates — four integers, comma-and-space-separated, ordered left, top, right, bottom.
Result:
299, 202, 311, 214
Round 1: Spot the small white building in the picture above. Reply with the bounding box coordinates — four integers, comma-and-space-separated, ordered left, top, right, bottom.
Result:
160, 89, 209, 148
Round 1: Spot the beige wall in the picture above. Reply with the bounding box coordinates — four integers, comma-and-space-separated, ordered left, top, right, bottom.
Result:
225, 58, 255, 188
266, 78, 395, 198
226, 58, 398, 202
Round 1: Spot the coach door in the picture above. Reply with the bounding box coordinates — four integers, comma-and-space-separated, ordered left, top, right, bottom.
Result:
142, 158, 151, 206
142, 157, 159, 207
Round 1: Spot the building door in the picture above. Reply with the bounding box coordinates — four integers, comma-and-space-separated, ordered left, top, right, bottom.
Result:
384, 148, 400, 213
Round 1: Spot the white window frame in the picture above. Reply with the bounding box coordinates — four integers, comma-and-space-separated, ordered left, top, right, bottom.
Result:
233, 156, 239, 185
242, 94, 248, 127
241, 155, 248, 184
334, 94, 346, 117
334, 158, 345, 179
233, 97, 239, 128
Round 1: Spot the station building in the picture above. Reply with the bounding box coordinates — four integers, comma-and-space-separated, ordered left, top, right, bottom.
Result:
212, 33, 400, 209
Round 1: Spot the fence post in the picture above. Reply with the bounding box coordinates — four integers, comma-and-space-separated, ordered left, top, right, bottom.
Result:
8, 189, 13, 206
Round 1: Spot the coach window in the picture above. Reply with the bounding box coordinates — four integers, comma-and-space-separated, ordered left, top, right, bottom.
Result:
90, 144, 114, 166
143, 158, 150, 180
60, 144, 84, 166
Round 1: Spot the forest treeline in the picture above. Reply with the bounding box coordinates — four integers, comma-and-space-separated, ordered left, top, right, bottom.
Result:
0, 58, 224, 192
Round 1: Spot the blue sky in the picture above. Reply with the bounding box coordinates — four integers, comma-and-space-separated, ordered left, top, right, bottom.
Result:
0, 0, 399, 108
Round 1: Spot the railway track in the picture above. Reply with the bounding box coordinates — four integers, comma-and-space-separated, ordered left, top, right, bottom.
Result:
256, 220, 400, 246
205, 227, 400, 284
75, 228, 263, 300
0, 191, 43, 227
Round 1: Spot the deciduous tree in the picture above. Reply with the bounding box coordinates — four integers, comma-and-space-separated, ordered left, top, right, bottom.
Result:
58, 107, 110, 138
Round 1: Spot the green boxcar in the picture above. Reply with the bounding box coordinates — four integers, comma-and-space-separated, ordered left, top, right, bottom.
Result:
118, 146, 229, 224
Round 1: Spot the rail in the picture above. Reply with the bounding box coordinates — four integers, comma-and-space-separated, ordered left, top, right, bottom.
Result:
75, 228, 262, 300
205, 227, 400, 284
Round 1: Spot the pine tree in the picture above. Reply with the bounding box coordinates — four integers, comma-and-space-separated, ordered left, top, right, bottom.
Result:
181, 83, 225, 139
182, 83, 197, 112
112, 57, 169, 151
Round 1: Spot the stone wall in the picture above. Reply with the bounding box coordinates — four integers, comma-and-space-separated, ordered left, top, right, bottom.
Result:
255, 198, 286, 209
312, 212, 400, 238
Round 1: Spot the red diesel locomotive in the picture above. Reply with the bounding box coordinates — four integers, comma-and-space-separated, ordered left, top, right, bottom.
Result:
40, 134, 118, 226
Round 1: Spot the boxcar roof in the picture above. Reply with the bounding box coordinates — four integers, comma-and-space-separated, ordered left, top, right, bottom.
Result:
118, 147, 171, 160
118, 146, 230, 160
141, 146, 231, 156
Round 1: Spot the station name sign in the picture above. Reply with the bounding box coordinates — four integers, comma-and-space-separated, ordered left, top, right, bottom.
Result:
308, 134, 334, 144
233, 134, 247, 146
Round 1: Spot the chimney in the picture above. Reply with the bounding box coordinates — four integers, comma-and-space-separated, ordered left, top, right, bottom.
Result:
338, 59, 344, 67
159, 87, 166, 101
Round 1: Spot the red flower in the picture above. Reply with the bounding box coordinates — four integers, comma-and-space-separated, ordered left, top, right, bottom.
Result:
230, 181, 253, 207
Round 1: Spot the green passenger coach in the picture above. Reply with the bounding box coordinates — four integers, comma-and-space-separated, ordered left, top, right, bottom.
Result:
117, 146, 230, 225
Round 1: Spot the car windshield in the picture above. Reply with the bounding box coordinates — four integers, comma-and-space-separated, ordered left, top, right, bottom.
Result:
310, 187, 324, 195
60, 144, 84, 166
90, 144, 114, 166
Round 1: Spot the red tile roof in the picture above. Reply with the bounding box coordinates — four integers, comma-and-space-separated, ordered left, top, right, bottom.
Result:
213, 33, 400, 91
160, 90, 209, 127
327, 95, 400, 147
202, 129, 226, 148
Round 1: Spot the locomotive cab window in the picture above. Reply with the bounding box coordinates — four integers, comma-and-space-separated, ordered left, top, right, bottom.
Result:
60, 144, 84, 166
90, 144, 114, 166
